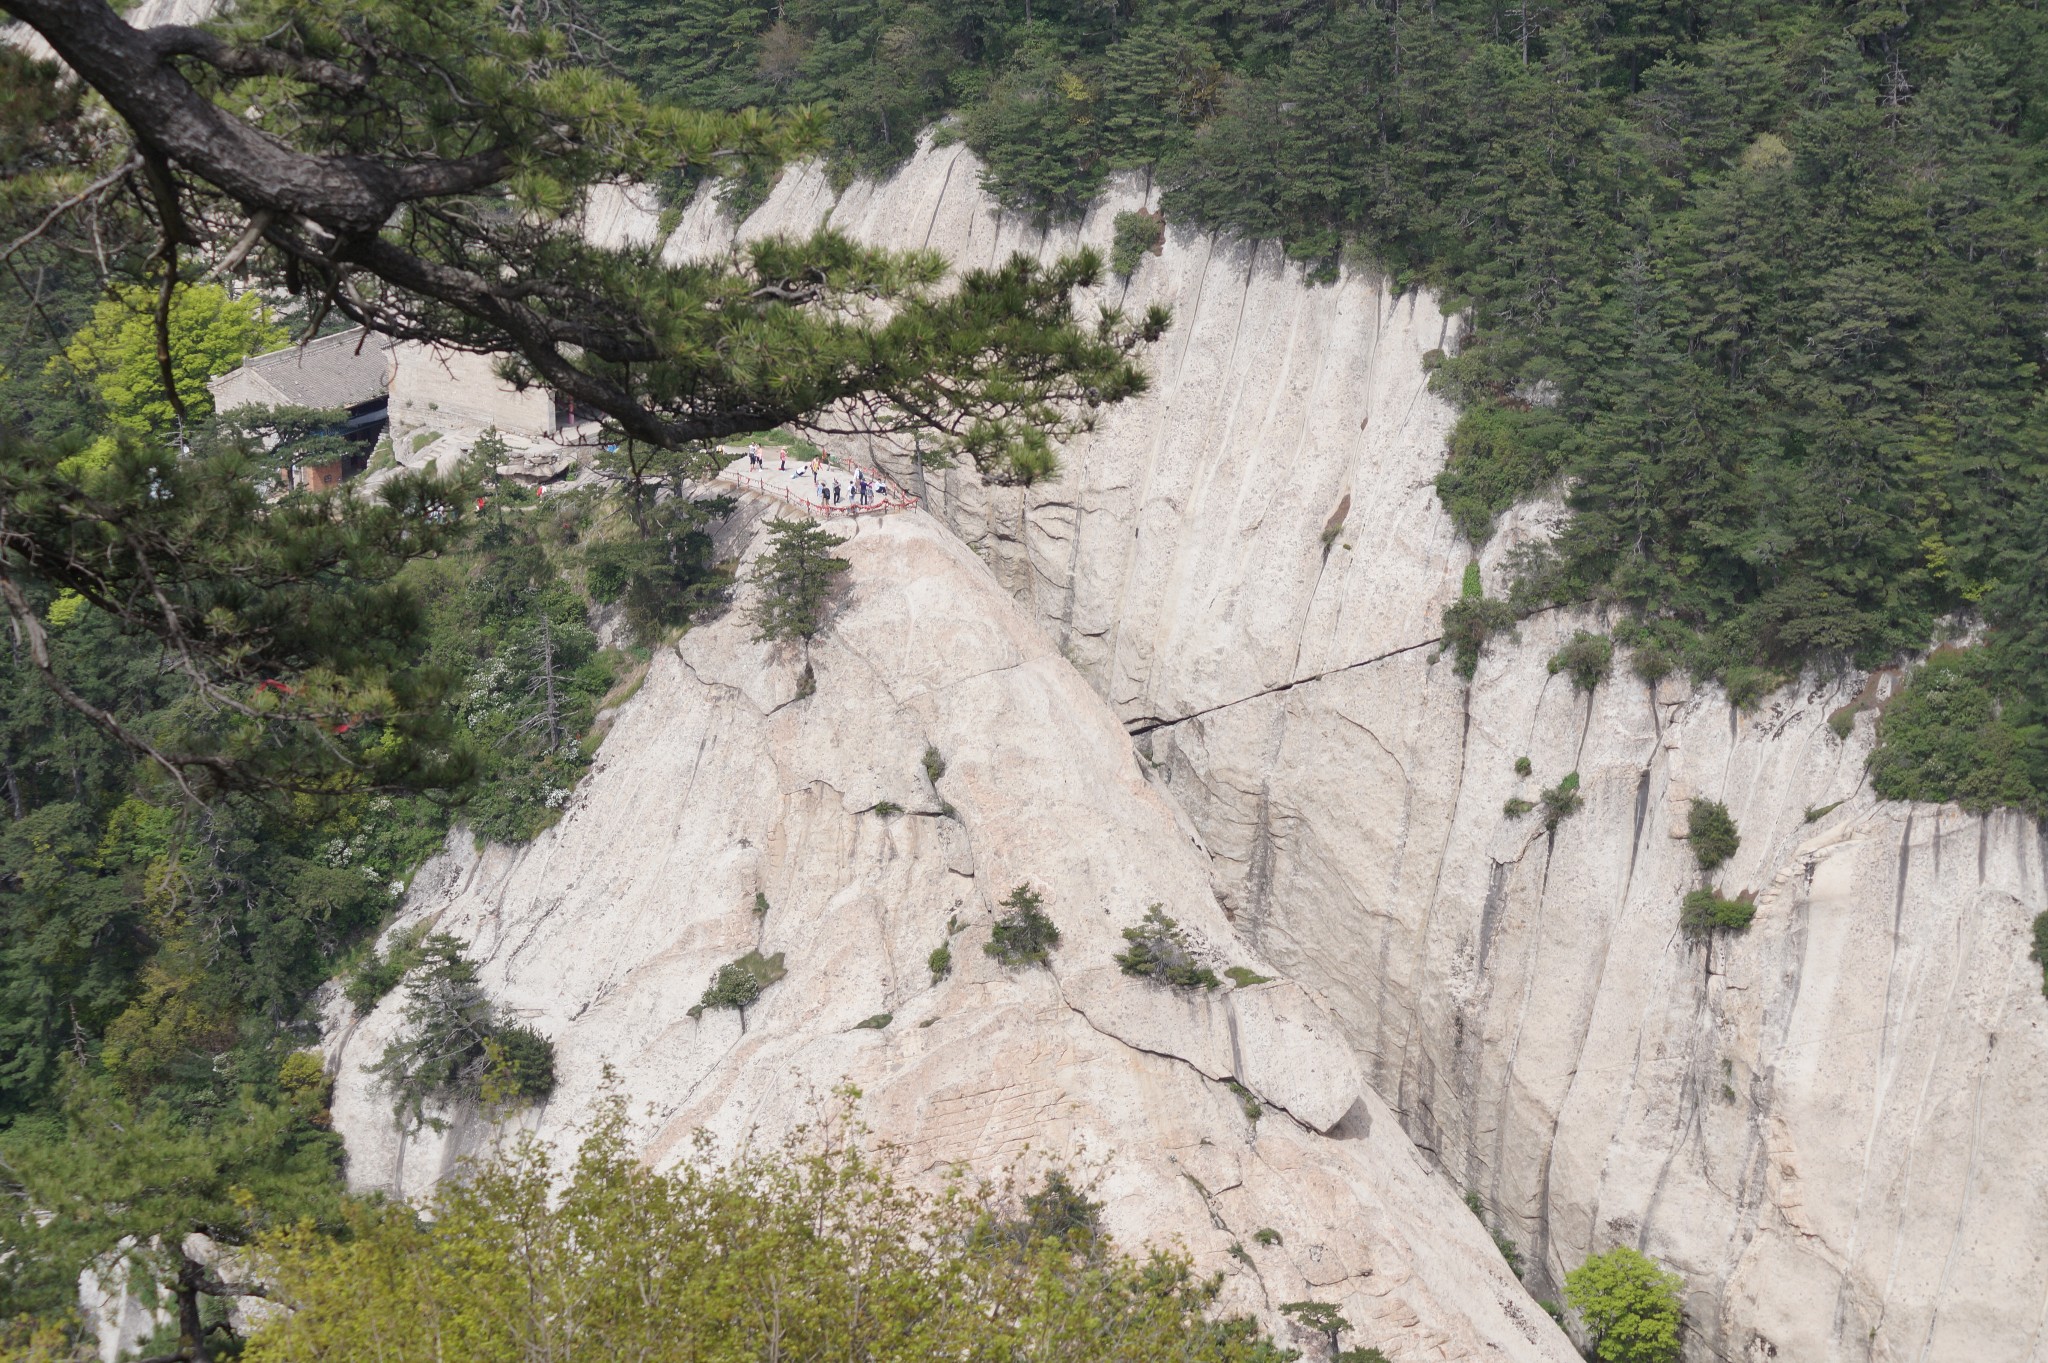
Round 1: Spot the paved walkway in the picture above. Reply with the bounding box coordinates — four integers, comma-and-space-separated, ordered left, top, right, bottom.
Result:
710, 445, 918, 520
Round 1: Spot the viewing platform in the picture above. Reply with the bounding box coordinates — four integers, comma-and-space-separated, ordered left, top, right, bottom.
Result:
710, 446, 918, 520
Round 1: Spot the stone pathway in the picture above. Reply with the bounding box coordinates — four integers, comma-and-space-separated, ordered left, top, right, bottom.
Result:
710, 446, 917, 520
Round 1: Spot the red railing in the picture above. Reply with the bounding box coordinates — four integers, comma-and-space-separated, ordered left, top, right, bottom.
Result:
714, 448, 918, 520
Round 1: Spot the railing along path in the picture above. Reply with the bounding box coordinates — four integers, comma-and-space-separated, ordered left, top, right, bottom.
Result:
709, 446, 918, 521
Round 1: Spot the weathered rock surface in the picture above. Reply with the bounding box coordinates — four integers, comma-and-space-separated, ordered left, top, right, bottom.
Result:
327, 508, 1574, 1363
640, 142, 2048, 1362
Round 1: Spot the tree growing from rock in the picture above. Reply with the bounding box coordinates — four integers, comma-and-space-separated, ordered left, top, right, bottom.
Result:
1686, 799, 1741, 871
1564, 1246, 1685, 1363
1278, 1300, 1388, 1360
748, 519, 849, 643
1115, 905, 1220, 990
985, 884, 1060, 968
367, 933, 556, 1131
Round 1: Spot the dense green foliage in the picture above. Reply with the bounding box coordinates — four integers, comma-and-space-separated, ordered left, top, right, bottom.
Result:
986, 884, 1061, 968
345, 922, 434, 1015
1681, 888, 1757, 935
56, 283, 284, 436
247, 1093, 1300, 1363
1115, 905, 1221, 990
1564, 1247, 1685, 1363
1686, 798, 1742, 870
0, 253, 711, 1363
0, 1059, 344, 1343
0, 0, 1181, 1350
1111, 210, 1166, 278
0, 592, 444, 1125
586, 0, 2048, 813
1869, 649, 2046, 815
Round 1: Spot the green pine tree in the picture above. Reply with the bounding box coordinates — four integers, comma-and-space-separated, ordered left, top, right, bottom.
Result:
748, 519, 850, 643
0, 1062, 346, 1360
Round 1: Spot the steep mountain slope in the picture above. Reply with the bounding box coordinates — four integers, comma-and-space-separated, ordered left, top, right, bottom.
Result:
634, 144, 2048, 1362
326, 506, 1575, 1363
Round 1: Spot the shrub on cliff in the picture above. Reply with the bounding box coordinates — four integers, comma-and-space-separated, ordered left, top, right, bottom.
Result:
1681, 890, 1755, 936
1540, 772, 1583, 831
1686, 799, 1741, 871
1442, 563, 1516, 681
1564, 1247, 1684, 1363
1549, 631, 1613, 693
691, 950, 787, 1019
1115, 906, 1220, 990
2030, 911, 2048, 1000
1868, 650, 2043, 816
986, 885, 1060, 968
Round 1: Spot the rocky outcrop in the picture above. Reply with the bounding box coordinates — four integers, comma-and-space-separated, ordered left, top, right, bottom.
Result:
327, 506, 1575, 1363
636, 144, 2048, 1362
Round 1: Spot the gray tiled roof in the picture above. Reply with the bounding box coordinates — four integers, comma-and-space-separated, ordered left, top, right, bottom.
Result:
216, 326, 394, 410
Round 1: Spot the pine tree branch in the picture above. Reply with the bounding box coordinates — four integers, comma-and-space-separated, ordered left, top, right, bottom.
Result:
0, 151, 140, 265
0, 569, 213, 803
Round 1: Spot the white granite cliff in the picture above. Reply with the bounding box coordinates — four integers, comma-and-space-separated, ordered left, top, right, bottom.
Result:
581, 142, 2048, 1363
326, 506, 1575, 1363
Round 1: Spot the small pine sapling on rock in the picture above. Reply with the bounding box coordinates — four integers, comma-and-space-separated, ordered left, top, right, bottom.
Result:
985, 884, 1060, 967
1114, 905, 1220, 990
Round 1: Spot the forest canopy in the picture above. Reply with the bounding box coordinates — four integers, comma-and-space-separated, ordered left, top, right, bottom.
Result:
244, 1091, 1301, 1363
